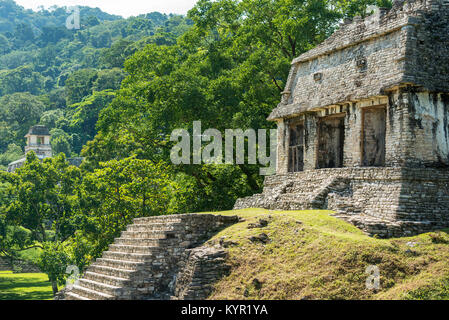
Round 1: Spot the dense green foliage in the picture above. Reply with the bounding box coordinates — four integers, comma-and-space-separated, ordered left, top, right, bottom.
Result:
0, 0, 192, 167
87, 0, 392, 211
0, 0, 394, 295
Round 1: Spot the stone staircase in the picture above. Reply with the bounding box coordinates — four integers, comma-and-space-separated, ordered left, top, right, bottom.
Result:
234, 171, 351, 211
275, 176, 351, 210
65, 214, 238, 300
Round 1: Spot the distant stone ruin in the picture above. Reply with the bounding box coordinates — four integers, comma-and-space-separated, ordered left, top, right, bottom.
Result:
6, 125, 83, 172
0, 257, 40, 273
64, 214, 238, 300
7, 125, 52, 172
235, 0, 449, 238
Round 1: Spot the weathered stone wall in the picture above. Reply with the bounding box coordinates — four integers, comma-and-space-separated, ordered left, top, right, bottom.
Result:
303, 113, 318, 170
0, 257, 41, 273
406, 90, 449, 166
343, 103, 363, 167
383, 88, 449, 167
172, 246, 230, 300
269, 0, 449, 121
408, 0, 449, 93
279, 28, 402, 116
276, 119, 288, 174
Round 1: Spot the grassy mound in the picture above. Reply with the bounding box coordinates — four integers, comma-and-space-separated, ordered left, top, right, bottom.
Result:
201, 209, 449, 300
0, 271, 53, 300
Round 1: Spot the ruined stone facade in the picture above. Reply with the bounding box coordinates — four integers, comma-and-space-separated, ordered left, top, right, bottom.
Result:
235, 0, 449, 237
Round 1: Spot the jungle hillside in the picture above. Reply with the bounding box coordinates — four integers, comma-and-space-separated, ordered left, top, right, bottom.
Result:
0, 0, 398, 298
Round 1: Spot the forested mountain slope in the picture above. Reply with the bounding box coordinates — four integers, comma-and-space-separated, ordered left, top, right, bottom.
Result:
0, 0, 192, 168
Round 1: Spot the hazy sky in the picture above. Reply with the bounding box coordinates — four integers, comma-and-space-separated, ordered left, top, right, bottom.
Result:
14, 0, 198, 17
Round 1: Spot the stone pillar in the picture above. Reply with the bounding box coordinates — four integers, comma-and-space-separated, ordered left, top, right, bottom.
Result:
276, 119, 289, 174
385, 90, 411, 167
343, 103, 362, 167
303, 113, 318, 170
386, 89, 448, 168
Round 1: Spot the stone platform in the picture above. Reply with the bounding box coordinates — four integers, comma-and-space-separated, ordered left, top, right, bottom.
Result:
234, 167, 449, 238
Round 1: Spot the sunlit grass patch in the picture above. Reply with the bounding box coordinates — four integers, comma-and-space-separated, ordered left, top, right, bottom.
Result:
0, 271, 53, 300
204, 208, 449, 300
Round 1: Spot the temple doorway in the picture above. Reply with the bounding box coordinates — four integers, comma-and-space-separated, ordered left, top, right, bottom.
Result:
317, 115, 345, 169
362, 106, 386, 166
288, 121, 304, 172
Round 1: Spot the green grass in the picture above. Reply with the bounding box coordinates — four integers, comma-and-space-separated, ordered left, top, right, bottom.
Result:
199, 209, 449, 300
0, 271, 53, 300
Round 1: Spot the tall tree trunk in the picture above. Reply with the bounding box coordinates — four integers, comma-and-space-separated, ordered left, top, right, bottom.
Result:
51, 280, 58, 296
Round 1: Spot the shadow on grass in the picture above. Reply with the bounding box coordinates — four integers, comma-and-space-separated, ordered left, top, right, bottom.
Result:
0, 273, 53, 300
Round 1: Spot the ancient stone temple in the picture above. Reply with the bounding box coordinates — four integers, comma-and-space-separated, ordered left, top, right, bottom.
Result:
6, 125, 84, 172
7, 125, 52, 172
235, 0, 449, 237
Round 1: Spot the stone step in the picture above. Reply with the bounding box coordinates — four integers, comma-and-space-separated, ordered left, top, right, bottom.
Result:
88, 264, 135, 279
95, 258, 145, 269
126, 223, 182, 232
71, 284, 114, 300
102, 251, 154, 262
120, 230, 175, 239
84, 271, 130, 287
114, 238, 161, 246
78, 278, 121, 296
109, 244, 161, 254
286, 187, 321, 194
276, 200, 310, 210
65, 291, 91, 300
278, 193, 323, 205
278, 193, 310, 201
133, 216, 182, 224
62, 213, 239, 300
